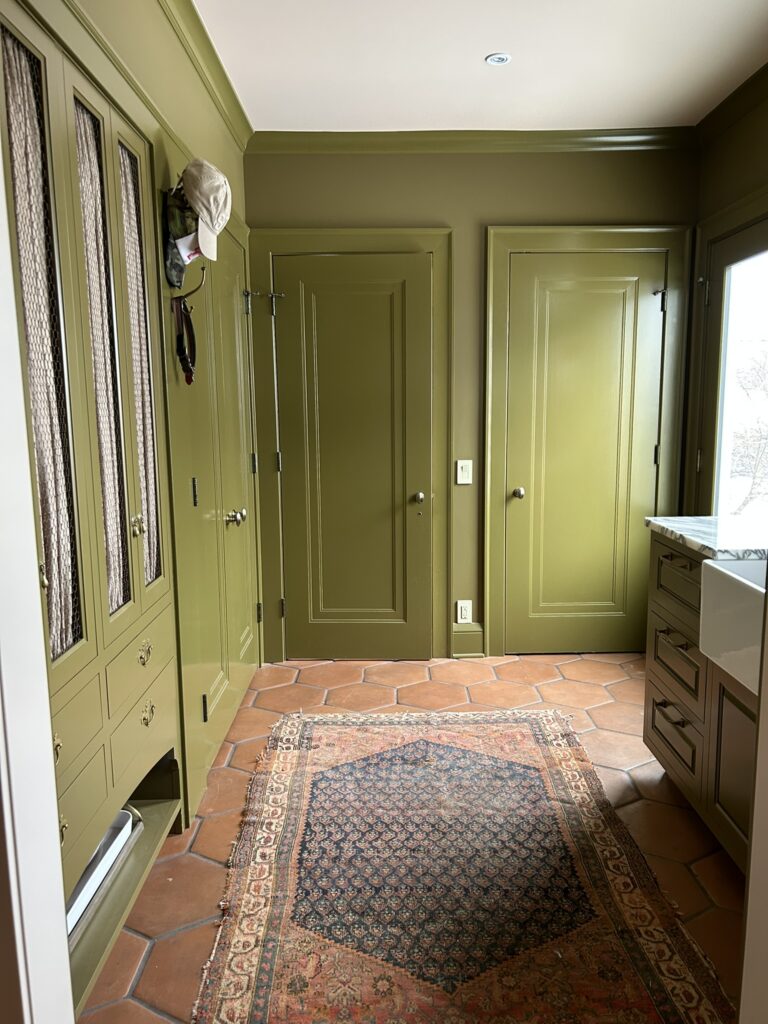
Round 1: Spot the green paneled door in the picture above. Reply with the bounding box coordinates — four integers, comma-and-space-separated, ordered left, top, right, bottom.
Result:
504, 251, 666, 652
273, 253, 432, 659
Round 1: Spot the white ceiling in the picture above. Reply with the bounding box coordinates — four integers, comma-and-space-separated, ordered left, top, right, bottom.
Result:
193, 0, 768, 132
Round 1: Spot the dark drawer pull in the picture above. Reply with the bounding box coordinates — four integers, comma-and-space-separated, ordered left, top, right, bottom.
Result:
59, 814, 69, 847
656, 699, 688, 729
658, 629, 691, 653
660, 552, 695, 574
53, 732, 63, 765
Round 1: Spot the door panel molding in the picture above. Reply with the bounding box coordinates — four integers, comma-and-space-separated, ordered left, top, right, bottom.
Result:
485, 227, 690, 656
250, 229, 451, 662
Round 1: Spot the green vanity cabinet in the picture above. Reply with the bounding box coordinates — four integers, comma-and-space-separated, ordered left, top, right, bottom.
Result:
1, 15, 182, 1012
643, 533, 757, 870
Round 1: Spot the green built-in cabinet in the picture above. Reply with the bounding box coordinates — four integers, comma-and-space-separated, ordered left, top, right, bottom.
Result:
0, 13, 182, 1012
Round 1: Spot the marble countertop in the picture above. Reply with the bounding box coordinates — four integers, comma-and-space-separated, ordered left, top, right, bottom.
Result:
645, 515, 768, 560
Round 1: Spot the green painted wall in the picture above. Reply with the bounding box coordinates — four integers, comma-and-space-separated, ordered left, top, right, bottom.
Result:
244, 147, 698, 636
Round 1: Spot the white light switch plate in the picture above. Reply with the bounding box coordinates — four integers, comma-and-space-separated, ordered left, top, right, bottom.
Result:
456, 459, 473, 485
456, 600, 473, 624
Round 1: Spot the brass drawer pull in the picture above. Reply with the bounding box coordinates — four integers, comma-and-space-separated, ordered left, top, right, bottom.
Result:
53, 732, 63, 765
141, 700, 156, 727
137, 640, 153, 667
656, 699, 688, 729
59, 814, 69, 847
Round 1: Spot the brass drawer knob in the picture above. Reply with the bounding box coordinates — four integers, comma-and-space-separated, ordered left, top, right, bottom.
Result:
59, 814, 69, 847
137, 640, 153, 667
141, 700, 156, 727
53, 732, 63, 765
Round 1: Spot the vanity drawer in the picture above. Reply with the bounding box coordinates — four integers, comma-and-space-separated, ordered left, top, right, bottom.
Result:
110, 659, 177, 791
52, 673, 103, 789
646, 609, 707, 723
644, 676, 704, 801
58, 745, 109, 896
106, 605, 175, 720
650, 538, 703, 637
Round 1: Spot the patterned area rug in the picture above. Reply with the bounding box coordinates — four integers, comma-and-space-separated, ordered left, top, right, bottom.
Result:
193, 710, 735, 1023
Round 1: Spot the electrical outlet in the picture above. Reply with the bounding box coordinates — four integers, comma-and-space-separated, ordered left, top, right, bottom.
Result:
456, 459, 473, 485
456, 599, 473, 624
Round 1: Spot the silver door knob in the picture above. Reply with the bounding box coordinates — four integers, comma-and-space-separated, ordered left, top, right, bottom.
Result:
511, 486, 526, 499
224, 510, 243, 526
414, 491, 426, 504
239, 507, 248, 522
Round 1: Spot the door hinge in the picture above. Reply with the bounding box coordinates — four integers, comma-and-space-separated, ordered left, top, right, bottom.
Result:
280, 597, 286, 617
696, 448, 703, 473
202, 693, 209, 723
702, 279, 711, 307
250, 452, 258, 474
653, 288, 668, 313
256, 601, 263, 624
276, 450, 283, 472
653, 443, 661, 467
268, 291, 286, 317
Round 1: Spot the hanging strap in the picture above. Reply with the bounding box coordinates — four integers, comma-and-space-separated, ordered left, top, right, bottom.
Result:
172, 296, 196, 385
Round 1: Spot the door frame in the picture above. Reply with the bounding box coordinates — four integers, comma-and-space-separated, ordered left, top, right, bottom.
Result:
250, 228, 451, 663
484, 226, 690, 656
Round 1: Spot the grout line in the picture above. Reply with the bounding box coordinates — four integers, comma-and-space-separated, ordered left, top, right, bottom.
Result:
141, 913, 222, 945
129, 993, 187, 1023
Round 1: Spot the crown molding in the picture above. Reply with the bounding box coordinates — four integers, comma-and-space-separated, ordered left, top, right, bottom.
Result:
246, 127, 697, 156
698, 61, 768, 144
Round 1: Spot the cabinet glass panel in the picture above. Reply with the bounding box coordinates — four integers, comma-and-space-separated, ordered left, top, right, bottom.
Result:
118, 143, 161, 584
73, 100, 130, 613
2, 29, 83, 659
714, 248, 768, 517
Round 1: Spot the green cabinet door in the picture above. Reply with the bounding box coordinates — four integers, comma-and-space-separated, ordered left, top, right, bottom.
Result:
504, 251, 666, 652
273, 252, 432, 659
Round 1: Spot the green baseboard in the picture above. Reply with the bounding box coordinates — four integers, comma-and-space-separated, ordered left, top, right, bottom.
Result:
451, 622, 485, 658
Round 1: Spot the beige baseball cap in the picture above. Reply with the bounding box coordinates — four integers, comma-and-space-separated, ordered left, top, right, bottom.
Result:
181, 158, 232, 260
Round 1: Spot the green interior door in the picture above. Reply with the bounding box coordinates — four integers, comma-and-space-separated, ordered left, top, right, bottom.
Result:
504, 251, 666, 653
274, 252, 432, 659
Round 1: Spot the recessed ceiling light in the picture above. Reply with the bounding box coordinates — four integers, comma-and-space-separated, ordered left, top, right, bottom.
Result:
485, 52, 511, 66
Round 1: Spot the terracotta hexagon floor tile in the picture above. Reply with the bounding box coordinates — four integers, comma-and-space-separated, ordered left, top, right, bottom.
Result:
644, 855, 712, 919
212, 741, 234, 768
623, 657, 647, 675
616, 799, 719, 863
248, 664, 298, 690
397, 680, 468, 709
467, 680, 540, 708
157, 819, 199, 860
684, 907, 744, 998
607, 677, 645, 705
326, 683, 394, 711
464, 656, 519, 666
535, 702, 595, 733
225, 707, 281, 744
84, 930, 149, 1010
239, 688, 256, 708
691, 849, 746, 912
80, 1000, 168, 1024
579, 728, 654, 771
429, 661, 495, 684
125, 854, 225, 937
193, 809, 242, 864
588, 701, 644, 736
561, 659, 629, 684
584, 652, 642, 664
442, 702, 499, 712
277, 660, 331, 668
494, 660, 561, 685
134, 920, 220, 1020
629, 760, 688, 807
229, 736, 268, 772
253, 682, 325, 713
368, 704, 426, 714
363, 663, 429, 685
298, 662, 365, 687
594, 765, 639, 808
518, 653, 581, 665
537, 679, 613, 709
197, 768, 250, 816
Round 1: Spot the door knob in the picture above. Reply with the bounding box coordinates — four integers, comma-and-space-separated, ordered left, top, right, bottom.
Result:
511, 486, 526, 499
239, 507, 248, 522
414, 491, 426, 504
224, 510, 243, 526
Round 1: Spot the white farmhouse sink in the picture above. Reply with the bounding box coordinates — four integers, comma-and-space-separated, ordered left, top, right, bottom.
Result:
701, 558, 767, 695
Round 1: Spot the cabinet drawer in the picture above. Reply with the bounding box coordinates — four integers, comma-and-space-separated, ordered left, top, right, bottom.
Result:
52, 674, 103, 788
646, 609, 707, 723
58, 746, 109, 895
644, 676, 704, 800
106, 605, 175, 719
650, 538, 702, 637
110, 659, 177, 791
